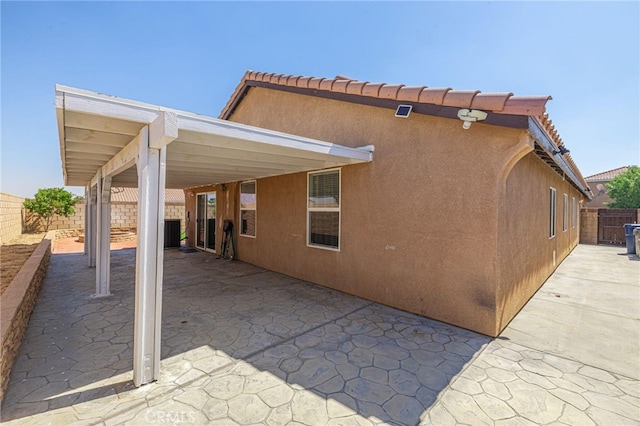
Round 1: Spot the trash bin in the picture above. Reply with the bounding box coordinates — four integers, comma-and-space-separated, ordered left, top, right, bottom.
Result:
164, 219, 181, 248
623, 224, 640, 254
635, 228, 640, 257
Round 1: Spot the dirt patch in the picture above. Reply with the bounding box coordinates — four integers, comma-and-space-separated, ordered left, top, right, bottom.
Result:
1, 233, 45, 295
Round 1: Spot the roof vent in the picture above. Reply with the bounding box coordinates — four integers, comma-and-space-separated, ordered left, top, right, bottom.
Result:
395, 105, 413, 118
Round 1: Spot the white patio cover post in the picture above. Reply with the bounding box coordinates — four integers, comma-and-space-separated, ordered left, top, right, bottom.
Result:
84, 185, 89, 255
133, 112, 174, 387
95, 170, 112, 297
87, 184, 97, 267
53, 86, 371, 386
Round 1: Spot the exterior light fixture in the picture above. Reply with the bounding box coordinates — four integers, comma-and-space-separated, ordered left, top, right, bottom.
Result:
457, 109, 488, 129
395, 105, 412, 118
552, 146, 570, 155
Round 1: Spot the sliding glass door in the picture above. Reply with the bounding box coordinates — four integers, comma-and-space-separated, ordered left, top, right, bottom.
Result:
196, 192, 216, 252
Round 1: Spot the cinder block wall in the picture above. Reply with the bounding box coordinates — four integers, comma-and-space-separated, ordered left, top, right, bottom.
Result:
0, 193, 25, 244
580, 209, 598, 244
25, 201, 185, 234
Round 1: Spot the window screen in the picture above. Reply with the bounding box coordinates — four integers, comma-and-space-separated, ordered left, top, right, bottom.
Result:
563, 194, 568, 232
240, 181, 256, 237
308, 170, 340, 249
549, 188, 557, 238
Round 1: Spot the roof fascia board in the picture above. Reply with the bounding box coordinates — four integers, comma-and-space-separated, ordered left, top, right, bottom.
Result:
55, 91, 68, 185
528, 117, 590, 198
176, 113, 373, 163
57, 89, 160, 125
233, 81, 530, 130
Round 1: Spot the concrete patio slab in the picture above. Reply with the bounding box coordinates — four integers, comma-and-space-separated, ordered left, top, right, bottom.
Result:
501, 244, 640, 380
1, 244, 638, 425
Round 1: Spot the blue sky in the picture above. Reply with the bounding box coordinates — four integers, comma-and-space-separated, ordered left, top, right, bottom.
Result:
1, 1, 638, 197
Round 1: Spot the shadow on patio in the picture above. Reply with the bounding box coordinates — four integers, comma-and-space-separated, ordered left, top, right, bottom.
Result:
1, 248, 490, 425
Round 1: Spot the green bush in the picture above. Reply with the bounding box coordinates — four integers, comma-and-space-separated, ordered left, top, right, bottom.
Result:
23, 188, 82, 232
606, 166, 640, 208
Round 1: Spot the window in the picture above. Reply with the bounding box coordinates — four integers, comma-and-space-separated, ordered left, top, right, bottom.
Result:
563, 193, 569, 232
240, 181, 256, 237
308, 169, 340, 250
549, 187, 557, 238
571, 197, 577, 228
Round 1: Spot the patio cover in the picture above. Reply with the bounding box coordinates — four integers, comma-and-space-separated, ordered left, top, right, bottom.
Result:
55, 85, 373, 386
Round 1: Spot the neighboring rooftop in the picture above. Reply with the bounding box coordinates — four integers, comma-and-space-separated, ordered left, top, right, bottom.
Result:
585, 166, 632, 182
110, 187, 185, 204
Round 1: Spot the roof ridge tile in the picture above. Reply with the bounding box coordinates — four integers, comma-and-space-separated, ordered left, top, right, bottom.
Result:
308, 77, 324, 90
418, 87, 451, 105
345, 81, 367, 96
378, 84, 405, 99
442, 90, 480, 108
319, 78, 337, 91
222, 70, 554, 118
397, 86, 426, 103
362, 82, 386, 98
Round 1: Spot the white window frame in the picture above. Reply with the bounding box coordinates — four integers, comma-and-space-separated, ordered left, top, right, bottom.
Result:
571, 197, 577, 228
239, 180, 257, 238
563, 193, 569, 232
549, 187, 557, 238
307, 168, 341, 251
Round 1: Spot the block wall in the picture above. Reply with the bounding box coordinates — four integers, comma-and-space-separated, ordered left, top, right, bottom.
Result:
24, 202, 185, 234
580, 209, 598, 245
0, 193, 26, 244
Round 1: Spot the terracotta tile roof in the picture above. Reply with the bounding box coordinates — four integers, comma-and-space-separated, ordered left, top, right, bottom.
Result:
219, 71, 553, 119
110, 187, 185, 204
220, 70, 590, 196
585, 166, 631, 182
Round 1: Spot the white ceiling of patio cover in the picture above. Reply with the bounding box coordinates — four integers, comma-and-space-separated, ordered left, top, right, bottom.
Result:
55, 85, 373, 188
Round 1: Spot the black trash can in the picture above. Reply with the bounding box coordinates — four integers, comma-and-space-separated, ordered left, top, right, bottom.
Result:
164, 219, 181, 248
623, 224, 640, 254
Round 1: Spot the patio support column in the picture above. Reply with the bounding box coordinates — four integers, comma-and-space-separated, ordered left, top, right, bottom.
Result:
95, 171, 112, 297
84, 185, 89, 255
133, 118, 172, 386
87, 184, 97, 267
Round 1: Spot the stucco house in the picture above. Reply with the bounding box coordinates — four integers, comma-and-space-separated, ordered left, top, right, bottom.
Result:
184, 71, 592, 338
580, 166, 638, 245
583, 166, 630, 209
55, 71, 591, 386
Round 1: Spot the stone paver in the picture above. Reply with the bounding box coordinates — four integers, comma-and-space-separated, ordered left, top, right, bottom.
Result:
2, 244, 638, 425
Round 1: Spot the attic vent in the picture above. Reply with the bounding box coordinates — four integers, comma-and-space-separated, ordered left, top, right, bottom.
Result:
395, 105, 412, 118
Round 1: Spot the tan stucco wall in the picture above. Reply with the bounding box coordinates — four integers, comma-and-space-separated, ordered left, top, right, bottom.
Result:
0, 193, 25, 244
185, 88, 563, 336
496, 153, 583, 334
